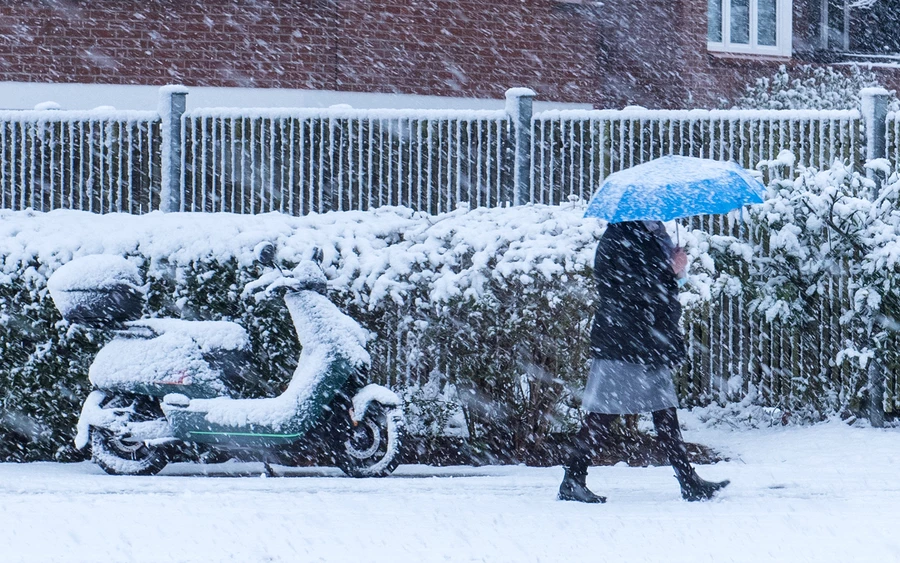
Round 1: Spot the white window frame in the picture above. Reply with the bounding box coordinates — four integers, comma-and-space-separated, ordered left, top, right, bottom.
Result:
707, 0, 793, 57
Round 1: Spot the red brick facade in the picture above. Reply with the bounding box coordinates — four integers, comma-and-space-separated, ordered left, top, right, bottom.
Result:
0, 0, 897, 109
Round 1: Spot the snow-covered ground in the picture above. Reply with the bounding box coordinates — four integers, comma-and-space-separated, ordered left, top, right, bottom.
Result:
2, 419, 898, 563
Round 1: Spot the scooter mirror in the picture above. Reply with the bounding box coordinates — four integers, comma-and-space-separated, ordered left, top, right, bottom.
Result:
256, 242, 277, 267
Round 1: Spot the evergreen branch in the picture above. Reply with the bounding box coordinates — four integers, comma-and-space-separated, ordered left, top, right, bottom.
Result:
800, 197, 867, 254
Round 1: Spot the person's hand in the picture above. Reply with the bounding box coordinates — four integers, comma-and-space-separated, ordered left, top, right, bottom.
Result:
672, 247, 688, 277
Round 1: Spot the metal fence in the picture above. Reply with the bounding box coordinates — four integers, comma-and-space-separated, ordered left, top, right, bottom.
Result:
0, 109, 160, 214
181, 108, 513, 215
0, 87, 891, 217
886, 110, 900, 165
674, 211, 880, 414
532, 109, 864, 205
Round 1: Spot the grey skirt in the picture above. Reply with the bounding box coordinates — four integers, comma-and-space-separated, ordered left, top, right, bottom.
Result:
581, 358, 678, 415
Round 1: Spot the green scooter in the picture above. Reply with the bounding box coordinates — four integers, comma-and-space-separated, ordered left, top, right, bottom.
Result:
50, 244, 404, 477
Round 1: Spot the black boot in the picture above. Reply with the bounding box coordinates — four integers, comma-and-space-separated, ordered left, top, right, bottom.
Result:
653, 408, 729, 502
558, 458, 606, 504
674, 468, 730, 502
557, 413, 616, 503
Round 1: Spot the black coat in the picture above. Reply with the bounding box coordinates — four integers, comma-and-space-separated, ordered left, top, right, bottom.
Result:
589, 222, 686, 368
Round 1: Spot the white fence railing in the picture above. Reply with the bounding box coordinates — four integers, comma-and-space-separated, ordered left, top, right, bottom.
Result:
887, 110, 900, 166
532, 109, 864, 206
0, 86, 892, 216
181, 107, 512, 215
0, 110, 159, 214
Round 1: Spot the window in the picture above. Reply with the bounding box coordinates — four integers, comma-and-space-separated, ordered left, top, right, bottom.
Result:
820, 0, 849, 51
708, 0, 792, 56
819, 0, 900, 56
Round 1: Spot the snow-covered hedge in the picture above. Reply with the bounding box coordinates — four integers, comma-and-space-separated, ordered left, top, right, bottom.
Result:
0, 204, 615, 461
729, 64, 892, 110
700, 153, 900, 417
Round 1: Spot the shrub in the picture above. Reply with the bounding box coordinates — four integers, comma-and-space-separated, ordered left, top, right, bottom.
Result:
703, 153, 900, 417
729, 64, 891, 110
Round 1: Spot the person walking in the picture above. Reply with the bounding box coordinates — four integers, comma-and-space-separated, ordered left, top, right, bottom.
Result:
558, 220, 730, 503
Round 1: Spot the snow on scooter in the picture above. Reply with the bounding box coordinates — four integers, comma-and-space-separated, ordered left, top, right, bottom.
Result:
47, 243, 404, 477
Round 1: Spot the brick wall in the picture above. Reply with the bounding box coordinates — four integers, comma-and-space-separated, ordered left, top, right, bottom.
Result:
0, 1, 338, 90
0, 0, 895, 109
336, 1, 602, 103
0, 1, 602, 104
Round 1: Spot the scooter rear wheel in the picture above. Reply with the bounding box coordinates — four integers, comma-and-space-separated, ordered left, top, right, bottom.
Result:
335, 403, 403, 478
90, 395, 168, 476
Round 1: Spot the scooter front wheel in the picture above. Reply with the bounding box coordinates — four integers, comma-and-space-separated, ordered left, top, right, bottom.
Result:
335, 403, 404, 478
90, 394, 168, 476
91, 428, 168, 476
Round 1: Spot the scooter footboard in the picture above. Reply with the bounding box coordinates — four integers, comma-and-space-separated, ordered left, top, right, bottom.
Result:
161, 352, 358, 448
163, 408, 315, 447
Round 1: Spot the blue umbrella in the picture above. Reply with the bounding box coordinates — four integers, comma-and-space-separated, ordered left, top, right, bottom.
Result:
584, 155, 766, 222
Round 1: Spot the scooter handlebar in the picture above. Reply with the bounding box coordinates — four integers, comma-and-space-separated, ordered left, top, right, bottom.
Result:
242, 262, 328, 301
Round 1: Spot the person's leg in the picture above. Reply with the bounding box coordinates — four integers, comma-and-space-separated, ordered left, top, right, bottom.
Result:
558, 412, 616, 503
652, 407, 729, 501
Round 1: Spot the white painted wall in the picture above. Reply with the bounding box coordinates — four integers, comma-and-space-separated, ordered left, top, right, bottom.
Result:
0, 82, 592, 112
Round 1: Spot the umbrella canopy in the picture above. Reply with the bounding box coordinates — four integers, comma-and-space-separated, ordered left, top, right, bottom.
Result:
584, 155, 766, 222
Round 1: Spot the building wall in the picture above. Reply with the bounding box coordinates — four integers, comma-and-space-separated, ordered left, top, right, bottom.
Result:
677, 0, 900, 108
0, 1, 339, 90
0, 0, 895, 110
335, 1, 602, 103
0, 1, 602, 105
586, 0, 690, 108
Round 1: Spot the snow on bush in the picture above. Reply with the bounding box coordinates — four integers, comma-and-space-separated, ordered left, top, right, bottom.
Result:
8, 169, 898, 463
730, 64, 894, 110
695, 152, 900, 418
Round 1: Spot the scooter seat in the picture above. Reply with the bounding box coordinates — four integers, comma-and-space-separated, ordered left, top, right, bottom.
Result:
127, 318, 250, 352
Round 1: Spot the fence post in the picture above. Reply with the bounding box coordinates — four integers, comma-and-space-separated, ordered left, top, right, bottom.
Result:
505, 87, 536, 205
861, 87, 890, 428
866, 356, 885, 428
158, 85, 188, 212
861, 87, 889, 176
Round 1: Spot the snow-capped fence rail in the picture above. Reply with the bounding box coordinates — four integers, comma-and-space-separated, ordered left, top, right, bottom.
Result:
0, 109, 160, 214
0, 86, 894, 216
